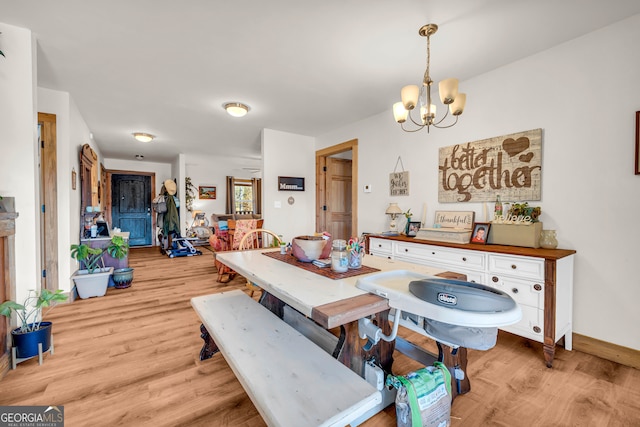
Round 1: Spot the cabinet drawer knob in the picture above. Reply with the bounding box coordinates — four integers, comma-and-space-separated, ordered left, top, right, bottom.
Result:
492, 276, 499, 283
511, 264, 517, 269
377, 244, 382, 248
533, 326, 541, 333
511, 288, 519, 294
405, 248, 409, 252
534, 284, 542, 291
462, 257, 467, 262
432, 252, 435, 255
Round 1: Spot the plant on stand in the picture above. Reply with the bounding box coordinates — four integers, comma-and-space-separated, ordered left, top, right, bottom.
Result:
0, 289, 67, 361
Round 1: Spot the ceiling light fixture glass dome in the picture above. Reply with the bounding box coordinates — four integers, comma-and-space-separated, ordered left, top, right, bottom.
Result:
224, 102, 250, 118
132, 132, 155, 142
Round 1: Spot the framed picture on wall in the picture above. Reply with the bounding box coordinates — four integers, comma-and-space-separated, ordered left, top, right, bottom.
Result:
198, 186, 217, 199
635, 111, 640, 175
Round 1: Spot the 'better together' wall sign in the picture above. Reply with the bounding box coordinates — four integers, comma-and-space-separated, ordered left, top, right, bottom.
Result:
438, 128, 542, 203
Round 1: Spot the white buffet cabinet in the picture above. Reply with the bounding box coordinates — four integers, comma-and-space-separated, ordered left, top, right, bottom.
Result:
367, 235, 576, 367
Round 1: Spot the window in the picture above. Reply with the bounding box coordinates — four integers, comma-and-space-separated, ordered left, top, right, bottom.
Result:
234, 179, 253, 214
226, 176, 261, 215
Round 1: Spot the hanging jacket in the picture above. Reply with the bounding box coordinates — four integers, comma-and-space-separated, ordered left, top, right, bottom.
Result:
163, 193, 180, 235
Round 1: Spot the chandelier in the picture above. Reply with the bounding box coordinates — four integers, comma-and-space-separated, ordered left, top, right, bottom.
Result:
393, 24, 466, 133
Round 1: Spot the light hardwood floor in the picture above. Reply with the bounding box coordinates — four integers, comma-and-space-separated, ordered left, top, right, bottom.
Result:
1, 247, 638, 426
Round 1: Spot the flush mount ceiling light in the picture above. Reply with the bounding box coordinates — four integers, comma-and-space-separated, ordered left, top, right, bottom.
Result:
132, 132, 155, 142
224, 102, 250, 118
393, 23, 466, 133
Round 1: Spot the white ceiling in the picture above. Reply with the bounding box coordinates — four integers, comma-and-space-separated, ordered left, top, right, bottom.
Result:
2, 1, 639, 163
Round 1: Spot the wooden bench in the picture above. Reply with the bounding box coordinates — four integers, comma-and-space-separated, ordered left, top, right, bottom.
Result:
191, 290, 381, 427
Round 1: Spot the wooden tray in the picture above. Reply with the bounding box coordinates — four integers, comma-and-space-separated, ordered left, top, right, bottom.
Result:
262, 251, 379, 280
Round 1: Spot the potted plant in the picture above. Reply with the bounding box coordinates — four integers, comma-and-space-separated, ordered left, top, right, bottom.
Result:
507, 202, 541, 222
0, 289, 67, 359
107, 235, 134, 289
70, 243, 113, 299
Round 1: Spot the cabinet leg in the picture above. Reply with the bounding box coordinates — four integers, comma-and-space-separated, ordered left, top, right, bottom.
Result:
543, 343, 555, 368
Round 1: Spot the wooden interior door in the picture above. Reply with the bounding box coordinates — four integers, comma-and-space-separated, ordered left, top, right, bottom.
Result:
38, 113, 58, 291
324, 158, 352, 240
316, 139, 358, 240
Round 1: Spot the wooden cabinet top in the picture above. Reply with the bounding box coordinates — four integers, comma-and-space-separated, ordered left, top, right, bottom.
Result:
367, 234, 576, 261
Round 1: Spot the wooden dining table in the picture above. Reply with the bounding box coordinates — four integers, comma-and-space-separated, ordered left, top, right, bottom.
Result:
212, 248, 471, 398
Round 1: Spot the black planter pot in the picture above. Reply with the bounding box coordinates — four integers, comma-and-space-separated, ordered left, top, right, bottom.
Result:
11, 322, 53, 359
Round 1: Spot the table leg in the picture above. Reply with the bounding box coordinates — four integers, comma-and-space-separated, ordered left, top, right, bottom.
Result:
259, 291, 285, 319
199, 324, 220, 361
437, 342, 471, 399
335, 310, 395, 377
394, 337, 470, 401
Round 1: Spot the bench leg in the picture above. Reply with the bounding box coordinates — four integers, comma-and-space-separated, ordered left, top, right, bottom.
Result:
199, 324, 220, 360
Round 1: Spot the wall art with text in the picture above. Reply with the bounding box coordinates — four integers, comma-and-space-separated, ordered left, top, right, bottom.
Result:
438, 128, 542, 202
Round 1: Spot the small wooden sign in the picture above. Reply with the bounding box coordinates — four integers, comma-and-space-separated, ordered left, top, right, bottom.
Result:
278, 176, 305, 191
389, 171, 409, 196
433, 211, 475, 230
415, 210, 475, 243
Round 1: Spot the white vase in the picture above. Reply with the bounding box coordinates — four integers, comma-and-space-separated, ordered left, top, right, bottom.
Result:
539, 230, 558, 249
71, 267, 113, 299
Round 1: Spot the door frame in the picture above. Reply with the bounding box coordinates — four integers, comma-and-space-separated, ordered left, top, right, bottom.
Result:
105, 170, 156, 246
315, 139, 358, 236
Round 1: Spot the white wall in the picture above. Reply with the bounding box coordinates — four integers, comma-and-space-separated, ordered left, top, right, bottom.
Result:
37, 87, 104, 293
184, 154, 261, 223
38, 87, 73, 293
262, 129, 316, 242
0, 23, 40, 306
317, 15, 640, 350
